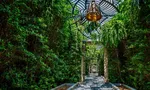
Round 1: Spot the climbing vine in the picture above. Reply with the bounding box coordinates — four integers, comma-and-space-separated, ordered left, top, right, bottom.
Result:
0, 0, 82, 89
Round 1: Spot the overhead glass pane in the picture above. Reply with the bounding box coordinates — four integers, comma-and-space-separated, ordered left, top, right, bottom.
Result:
69, 0, 120, 39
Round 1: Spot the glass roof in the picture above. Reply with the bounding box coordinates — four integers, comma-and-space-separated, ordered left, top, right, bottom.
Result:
70, 0, 119, 24
69, 0, 121, 39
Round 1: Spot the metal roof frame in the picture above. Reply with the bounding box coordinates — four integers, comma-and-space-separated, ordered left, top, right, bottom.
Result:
68, 0, 120, 39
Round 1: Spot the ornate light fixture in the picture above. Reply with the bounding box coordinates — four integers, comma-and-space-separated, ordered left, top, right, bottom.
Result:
86, 0, 102, 22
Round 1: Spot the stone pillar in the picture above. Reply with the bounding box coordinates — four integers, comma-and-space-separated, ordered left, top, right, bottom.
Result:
81, 43, 86, 82
104, 47, 108, 82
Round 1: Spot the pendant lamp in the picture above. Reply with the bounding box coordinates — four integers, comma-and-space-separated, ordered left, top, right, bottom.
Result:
86, 0, 102, 22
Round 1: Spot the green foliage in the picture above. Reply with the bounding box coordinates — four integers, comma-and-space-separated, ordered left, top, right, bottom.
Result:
1, 0, 150, 90
104, 0, 150, 89
124, 28, 150, 89
0, 0, 82, 89
100, 19, 127, 47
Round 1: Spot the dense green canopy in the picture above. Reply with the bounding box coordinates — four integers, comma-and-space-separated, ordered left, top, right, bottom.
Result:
0, 0, 150, 90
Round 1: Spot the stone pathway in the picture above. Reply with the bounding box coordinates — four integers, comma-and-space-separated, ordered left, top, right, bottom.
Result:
70, 73, 119, 90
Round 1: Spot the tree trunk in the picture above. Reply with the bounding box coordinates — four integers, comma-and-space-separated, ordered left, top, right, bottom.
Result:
81, 55, 84, 82
104, 47, 108, 82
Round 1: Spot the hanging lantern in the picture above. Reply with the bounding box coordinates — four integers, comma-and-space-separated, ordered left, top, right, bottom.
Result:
86, 0, 102, 22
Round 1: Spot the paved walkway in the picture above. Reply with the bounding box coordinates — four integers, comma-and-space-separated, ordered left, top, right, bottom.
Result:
71, 73, 119, 90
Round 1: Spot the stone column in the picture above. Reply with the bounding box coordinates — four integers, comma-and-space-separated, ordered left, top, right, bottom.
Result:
81, 43, 86, 82
104, 47, 108, 82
